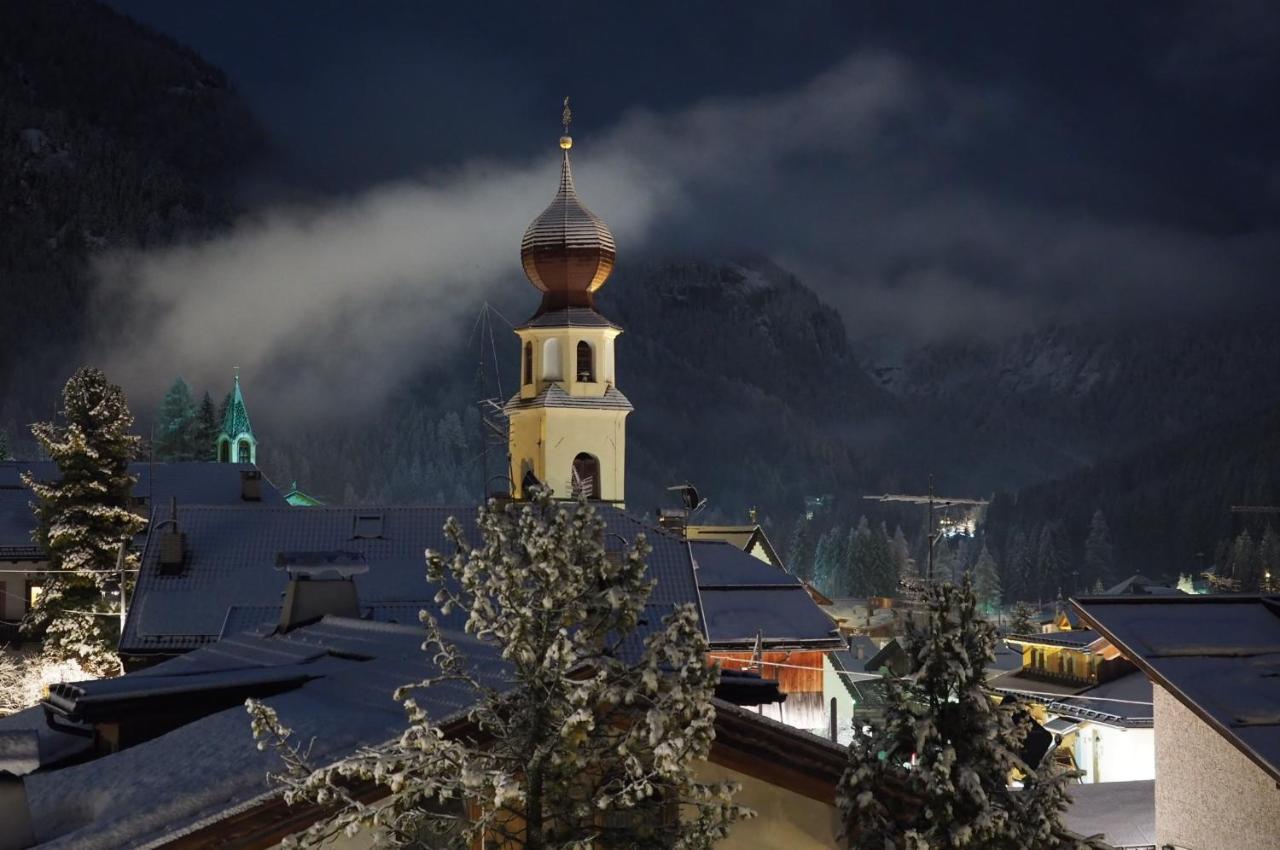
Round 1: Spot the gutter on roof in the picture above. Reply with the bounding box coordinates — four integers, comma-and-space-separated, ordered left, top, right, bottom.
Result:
1071, 596, 1280, 786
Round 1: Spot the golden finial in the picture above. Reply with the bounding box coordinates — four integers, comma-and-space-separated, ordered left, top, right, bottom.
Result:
560, 96, 573, 150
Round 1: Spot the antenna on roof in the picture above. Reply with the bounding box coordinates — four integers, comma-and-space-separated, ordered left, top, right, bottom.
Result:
667, 483, 706, 514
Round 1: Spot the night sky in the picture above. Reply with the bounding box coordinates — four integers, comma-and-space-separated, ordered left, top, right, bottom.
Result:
98, 1, 1280, 398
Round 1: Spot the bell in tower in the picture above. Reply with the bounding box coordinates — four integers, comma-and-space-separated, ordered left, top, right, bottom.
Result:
505, 100, 632, 504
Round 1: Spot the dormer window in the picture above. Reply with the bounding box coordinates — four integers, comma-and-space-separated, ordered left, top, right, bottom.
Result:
576, 340, 594, 382
523, 341, 533, 385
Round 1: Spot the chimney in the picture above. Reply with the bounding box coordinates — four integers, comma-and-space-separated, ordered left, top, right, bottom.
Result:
157, 497, 186, 576
240, 469, 262, 502
276, 551, 368, 631
657, 507, 688, 538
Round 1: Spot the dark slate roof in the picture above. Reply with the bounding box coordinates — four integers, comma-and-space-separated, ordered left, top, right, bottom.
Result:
690, 540, 793, 585
698, 588, 841, 647
503, 382, 633, 413
987, 642, 1024, 674
987, 670, 1089, 698
691, 539, 840, 649
516, 306, 620, 330
122, 504, 698, 657
17, 616, 510, 848
1073, 594, 1280, 783
0, 461, 284, 554
826, 649, 889, 707
1062, 779, 1155, 849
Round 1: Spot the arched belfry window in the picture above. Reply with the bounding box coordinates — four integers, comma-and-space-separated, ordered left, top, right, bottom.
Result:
572, 452, 601, 500
218, 440, 230, 463
237, 439, 253, 463
576, 340, 594, 382
542, 338, 562, 381
523, 341, 533, 385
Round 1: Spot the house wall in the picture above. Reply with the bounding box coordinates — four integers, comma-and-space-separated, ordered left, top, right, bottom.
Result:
1069, 722, 1154, 784
306, 761, 841, 850
712, 651, 829, 733
1154, 685, 1280, 850
692, 761, 840, 850
0, 562, 44, 623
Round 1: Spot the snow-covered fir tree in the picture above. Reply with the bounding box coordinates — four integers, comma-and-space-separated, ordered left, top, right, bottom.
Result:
0, 428, 9, 460
892, 524, 916, 586
1259, 526, 1280, 592
785, 516, 815, 582
972, 543, 1001, 616
1009, 600, 1038, 635
247, 491, 751, 849
23, 367, 144, 675
838, 575, 1095, 850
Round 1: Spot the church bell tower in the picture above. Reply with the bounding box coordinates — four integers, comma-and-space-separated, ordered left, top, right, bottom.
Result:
505, 102, 631, 503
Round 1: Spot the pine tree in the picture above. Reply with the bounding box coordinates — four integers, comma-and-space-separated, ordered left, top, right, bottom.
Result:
1230, 529, 1260, 592
1010, 601, 1038, 635
1259, 526, 1280, 593
1083, 509, 1114, 590
1035, 523, 1069, 599
193, 391, 221, 461
1091, 578, 1105, 594
785, 516, 815, 582
0, 428, 9, 461
23, 367, 145, 675
248, 492, 751, 849
839, 575, 1089, 849
891, 524, 916, 587
973, 543, 1002, 615
812, 525, 845, 596
153, 377, 198, 460
1004, 528, 1032, 604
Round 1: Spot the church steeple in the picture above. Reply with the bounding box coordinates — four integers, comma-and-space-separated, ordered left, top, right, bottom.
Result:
216, 368, 257, 465
506, 102, 631, 504
519, 99, 617, 314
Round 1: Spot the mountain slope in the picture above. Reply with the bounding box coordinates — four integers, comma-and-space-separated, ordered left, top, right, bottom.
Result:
0, 0, 264, 431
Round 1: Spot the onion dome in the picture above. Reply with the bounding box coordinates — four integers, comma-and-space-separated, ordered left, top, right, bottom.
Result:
520, 104, 616, 312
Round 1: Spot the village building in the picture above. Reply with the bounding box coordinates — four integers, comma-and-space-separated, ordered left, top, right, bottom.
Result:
991, 622, 1155, 785
1075, 594, 1280, 850
0, 461, 285, 642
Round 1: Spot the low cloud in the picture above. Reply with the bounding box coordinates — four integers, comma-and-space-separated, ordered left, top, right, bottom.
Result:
89, 49, 1280, 417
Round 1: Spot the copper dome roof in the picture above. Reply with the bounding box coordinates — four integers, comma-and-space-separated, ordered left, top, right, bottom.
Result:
520, 140, 616, 311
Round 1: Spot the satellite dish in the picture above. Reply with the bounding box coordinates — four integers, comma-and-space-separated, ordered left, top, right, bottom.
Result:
666, 483, 705, 513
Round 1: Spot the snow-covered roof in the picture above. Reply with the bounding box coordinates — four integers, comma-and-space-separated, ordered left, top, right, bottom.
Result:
1062, 779, 1155, 849
121, 504, 700, 658
1044, 670, 1153, 728
1003, 629, 1103, 649
13, 616, 511, 850
1104, 574, 1183, 596
0, 461, 285, 554
1074, 594, 1280, 782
